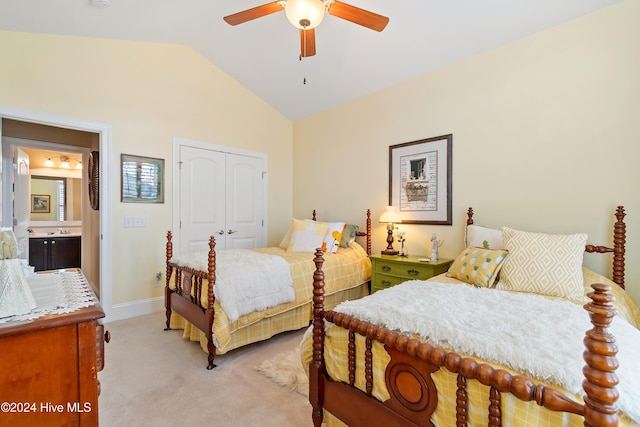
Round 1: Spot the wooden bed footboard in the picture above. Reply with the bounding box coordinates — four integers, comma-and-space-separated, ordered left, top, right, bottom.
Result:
310, 250, 621, 427
164, 231, 218, 369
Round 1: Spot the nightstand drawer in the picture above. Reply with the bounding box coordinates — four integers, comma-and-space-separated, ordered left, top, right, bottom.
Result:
372, 274, 406, 292
374, 260, 436, 280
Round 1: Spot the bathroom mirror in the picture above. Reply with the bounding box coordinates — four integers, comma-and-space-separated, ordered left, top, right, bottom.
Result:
30, 176, 82, 221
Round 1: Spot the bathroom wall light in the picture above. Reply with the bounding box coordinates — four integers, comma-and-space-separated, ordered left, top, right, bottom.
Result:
44, 156, 82, 170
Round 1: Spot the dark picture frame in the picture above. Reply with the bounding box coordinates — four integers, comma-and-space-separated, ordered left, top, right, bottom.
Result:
389, 134, 452, 225
121, 154, 165, 203
31, 194, 51, 213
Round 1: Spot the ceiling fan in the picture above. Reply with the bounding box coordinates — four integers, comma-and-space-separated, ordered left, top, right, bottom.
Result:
223, 0, 389, 58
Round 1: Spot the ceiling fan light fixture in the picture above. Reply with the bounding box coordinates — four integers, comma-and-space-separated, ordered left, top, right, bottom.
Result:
285, 0, 326, 30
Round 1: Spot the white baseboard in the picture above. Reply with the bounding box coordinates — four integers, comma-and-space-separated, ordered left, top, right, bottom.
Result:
106, 296, 164, 323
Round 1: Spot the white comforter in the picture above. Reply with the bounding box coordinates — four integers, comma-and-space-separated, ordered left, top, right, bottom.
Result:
170, 249, 293, 323
333, 280, 640, 423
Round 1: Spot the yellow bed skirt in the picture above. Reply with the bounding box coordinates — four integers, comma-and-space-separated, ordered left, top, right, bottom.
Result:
170, 282, 369, 355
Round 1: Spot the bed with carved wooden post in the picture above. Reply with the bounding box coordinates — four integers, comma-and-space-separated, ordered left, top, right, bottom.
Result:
309, 206, 632, 427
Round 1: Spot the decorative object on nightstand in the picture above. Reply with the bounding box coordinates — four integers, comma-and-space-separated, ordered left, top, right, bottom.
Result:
430, 233, 443, 262
397, 230, 406, 257
370, 254, 453, 293
379, 206, 402, 255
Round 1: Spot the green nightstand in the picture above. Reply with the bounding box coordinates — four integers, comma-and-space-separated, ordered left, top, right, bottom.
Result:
370, 254, 453, 293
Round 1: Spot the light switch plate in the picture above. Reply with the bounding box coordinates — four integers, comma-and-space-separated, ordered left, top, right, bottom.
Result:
124, 217, 146, 228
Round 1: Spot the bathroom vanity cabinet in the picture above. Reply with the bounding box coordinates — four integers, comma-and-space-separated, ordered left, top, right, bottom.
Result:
29, 236, 81, 272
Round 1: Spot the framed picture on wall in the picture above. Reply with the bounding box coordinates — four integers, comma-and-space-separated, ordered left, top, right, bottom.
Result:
121, 154, 165, 203
31, 194, 51, 213
389, 134, 453, 225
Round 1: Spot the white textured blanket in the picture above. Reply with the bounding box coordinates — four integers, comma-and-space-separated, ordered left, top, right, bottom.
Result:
334, 280, 640, 423
170, 249, 294, 323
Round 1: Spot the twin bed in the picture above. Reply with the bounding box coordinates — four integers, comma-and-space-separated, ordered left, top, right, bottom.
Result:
164, 210, 372, 369
304, 206, 640, 427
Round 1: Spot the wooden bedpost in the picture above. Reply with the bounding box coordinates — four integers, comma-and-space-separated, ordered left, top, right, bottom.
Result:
612, 206, 625, 289
164, 231, 173, 331
366, 209, 372, 255
310, 248, 326, 427
355, 209, 372, 255
206, 235, 217, 370
582, 284, 619, 427
466, 207, 474, 226
585, 206, 626, 290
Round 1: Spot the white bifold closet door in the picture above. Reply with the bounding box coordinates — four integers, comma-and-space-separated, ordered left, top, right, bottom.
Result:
178, 144, 264, 254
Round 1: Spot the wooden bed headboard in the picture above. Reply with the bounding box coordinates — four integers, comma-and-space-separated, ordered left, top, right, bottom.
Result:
466, 206, 626, 289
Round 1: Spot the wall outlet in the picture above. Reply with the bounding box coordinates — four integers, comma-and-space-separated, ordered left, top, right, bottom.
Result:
124, 217, 146, 227
154, 272, 163, 287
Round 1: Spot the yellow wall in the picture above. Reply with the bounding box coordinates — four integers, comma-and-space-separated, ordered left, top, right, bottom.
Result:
293, 0, 640, 305
0, 31, 293, 305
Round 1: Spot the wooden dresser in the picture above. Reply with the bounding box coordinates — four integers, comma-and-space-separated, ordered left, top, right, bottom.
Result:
0, 271, 106, 426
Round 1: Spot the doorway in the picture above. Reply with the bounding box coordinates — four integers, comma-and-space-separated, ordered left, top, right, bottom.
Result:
0, 105, 113, 321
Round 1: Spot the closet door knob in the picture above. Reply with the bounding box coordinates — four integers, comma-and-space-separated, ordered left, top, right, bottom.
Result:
216, 230, 225, 235
228, 229, 238, 234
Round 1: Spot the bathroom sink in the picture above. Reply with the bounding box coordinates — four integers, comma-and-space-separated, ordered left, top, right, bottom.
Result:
29, 232, 82, 238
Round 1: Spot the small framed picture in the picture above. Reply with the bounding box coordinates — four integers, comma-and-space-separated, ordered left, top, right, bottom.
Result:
31, 194, 51, 213
121, 154, 165, 203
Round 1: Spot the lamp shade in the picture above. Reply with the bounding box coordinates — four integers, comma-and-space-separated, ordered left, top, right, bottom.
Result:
379, 206, 402, 224
285, 0, 325, 29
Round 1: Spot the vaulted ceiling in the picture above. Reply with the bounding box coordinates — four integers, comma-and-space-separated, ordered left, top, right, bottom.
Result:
0, 0, 621, 120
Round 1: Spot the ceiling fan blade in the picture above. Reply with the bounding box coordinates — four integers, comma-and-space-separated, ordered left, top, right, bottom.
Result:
223, 2, 284, 26
300, 28, 317, 57
327, 1, 389, 32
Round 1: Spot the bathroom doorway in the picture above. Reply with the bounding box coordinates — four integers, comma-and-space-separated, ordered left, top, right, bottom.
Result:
3, 121, 99, 291
0, 106, 113, 320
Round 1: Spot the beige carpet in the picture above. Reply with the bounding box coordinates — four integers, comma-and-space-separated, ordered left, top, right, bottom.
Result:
99, 311, 313, 426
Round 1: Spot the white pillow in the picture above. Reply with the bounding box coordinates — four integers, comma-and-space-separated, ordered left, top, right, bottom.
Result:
286, 219, 329, 253
496, 227, 587, 299
466, 224, 504, 250
317, 222, 345, 253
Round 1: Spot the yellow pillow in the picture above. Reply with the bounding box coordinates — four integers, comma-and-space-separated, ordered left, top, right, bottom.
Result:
447, 247, 508, 287
278, 220, 294, 249
286, 219, 329, 253
496, 227, 587, 299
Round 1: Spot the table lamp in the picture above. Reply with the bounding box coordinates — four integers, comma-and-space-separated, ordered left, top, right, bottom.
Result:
379, 206, 402, 255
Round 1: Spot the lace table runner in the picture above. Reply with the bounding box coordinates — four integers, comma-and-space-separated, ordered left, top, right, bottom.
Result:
0, 270, 99, 324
